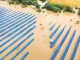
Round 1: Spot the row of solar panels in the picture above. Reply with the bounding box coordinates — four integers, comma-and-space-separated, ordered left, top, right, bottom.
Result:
0, 7, 80, 60
49, 23, 80, 60
0, 7, 36, 60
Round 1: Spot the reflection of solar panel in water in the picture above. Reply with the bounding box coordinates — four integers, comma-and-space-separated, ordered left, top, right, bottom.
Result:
0, 7, 37, 60
49, 23, 80, 60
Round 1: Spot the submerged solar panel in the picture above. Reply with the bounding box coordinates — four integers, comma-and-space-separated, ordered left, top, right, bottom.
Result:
0, 6, 80, 60
49, 23, 80, 60
0, 7, 37, 60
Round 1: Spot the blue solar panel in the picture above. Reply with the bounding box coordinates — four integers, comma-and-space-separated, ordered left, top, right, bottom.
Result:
0, 6, 80, 60
50, 23, 80, 60
0, 7, 36, 60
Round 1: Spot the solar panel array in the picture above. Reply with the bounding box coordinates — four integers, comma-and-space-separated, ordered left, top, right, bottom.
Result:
49, 23, 80, 60
0, 7, 80, 60
0, 7, 36, 60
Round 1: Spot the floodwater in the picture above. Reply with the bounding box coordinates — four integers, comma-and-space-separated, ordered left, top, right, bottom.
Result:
0, 1, 80, 60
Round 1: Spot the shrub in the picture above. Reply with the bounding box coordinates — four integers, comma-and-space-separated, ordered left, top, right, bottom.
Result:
21, 4, 27, 8
44, 2, 62, 13
40, 0, 46, 2
52, 4, 63, 9
35, 2, 40, 9
8, 0, 14, 4
7, 0, 80, 15
8, 0, 21, 4
63, 6, 73, 13
78, 9, 80, 15
8, 0, 37, 5
21, 0, 36, 5
37, 9, 41, 12
76, 21, 80, 24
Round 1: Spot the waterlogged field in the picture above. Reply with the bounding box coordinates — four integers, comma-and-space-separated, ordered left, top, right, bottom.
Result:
48, 0, 80, 8
0, 1, 80, 60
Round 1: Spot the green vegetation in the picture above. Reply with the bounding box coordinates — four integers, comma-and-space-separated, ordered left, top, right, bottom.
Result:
44, 2, 74, 13
52, 4, 63, 9
21, 0, 36, 5
8, 0, 37, 5
40, 0, 46, 2
78, 9, 80, 15
7, 0, 80, 15
76, 21, 80, 24
8, 0, 15, 4
63, 6, 73, 13
35, 2, 40, 9
44, 2, 62, 12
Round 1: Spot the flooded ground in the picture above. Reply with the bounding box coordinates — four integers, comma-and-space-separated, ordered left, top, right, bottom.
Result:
0, 1, 80, 60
